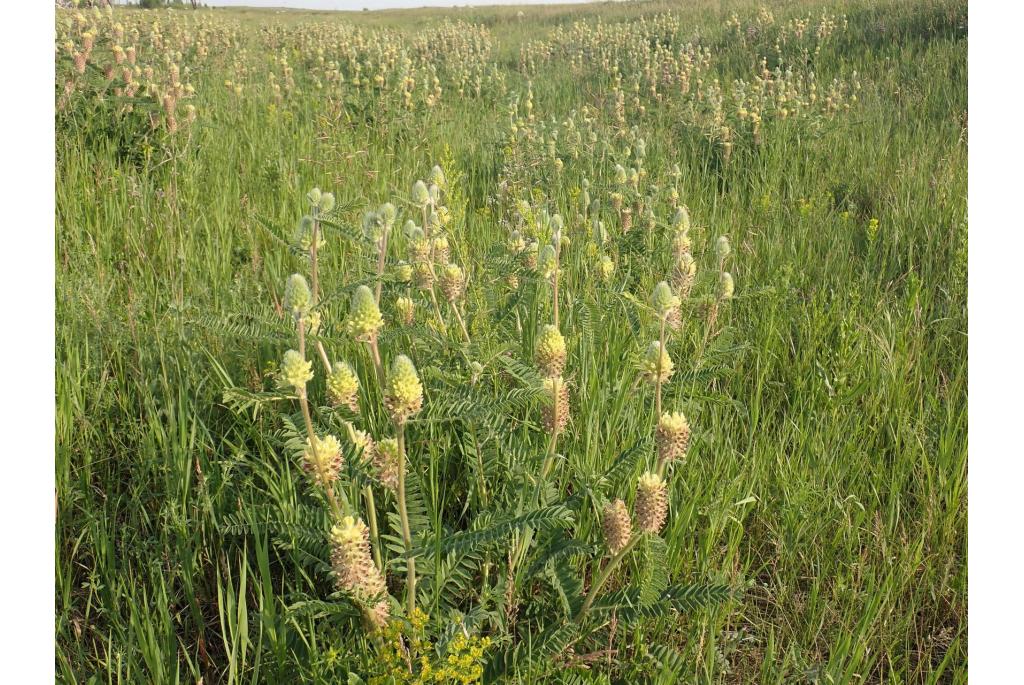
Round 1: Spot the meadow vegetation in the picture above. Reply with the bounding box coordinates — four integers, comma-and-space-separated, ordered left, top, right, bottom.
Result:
55, 0, 967, 682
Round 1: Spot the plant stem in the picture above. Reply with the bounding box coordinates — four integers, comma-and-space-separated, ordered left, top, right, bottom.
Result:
396, 423, 417, 614
363, 486, 383, 572
428, 285, 448, 335
368, 337, 385, 389
655, 315, 666, 419
299, 389, 346, 519
574, 535, 640, 622
451, 300, 471, 344
374, 231, 389, 305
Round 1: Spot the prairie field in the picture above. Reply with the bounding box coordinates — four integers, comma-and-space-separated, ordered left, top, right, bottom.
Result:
54, 0, 967, 682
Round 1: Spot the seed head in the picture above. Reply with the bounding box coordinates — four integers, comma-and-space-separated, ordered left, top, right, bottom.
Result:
330, 517, 390, 629
395, 295, 415, 325
374, 437, 401, 492
535, 324, 566, 377
641, 341, 674, 385
413, 262, 434, 290
602, 498, 632, 554
522, 240, 539, 270
280, 349, 313, 390
346, 285, 384, 342
432, 234, 450, 264
384, 354, 423, 423
541, 376, 570, 436
656, 411, 690, 463
621, 206, 633, 233
284, 273, 312, 319
636, 472, 668, 534
326, 361, 360, 412
674, 252, 697, 297
303, 434, 343, 485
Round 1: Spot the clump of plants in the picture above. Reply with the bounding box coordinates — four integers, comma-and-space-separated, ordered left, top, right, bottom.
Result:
220, 151, 742, 680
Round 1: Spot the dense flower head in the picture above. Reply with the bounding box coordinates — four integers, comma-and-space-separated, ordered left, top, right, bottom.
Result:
674, 252, 698, 297
641, 341, 674, 384
439, 262, 465, 302
411, 179, 430, 207
716, 235, 732, 261
346, 285, 384, 341
651, 281, 681, 318
672, 205, 690, 233
537, 244, 557, 279
507, 230, 526, 255
429, 164, 446, 190
636, 472, 668, 534
432, 234, 450, 263
394, 261, 413, 283
303, 434, 343, 485
378, 202, 398, 229
602, 498, 632, 554
385, 354, 423, 423
292, 215, 324, 252
535, 324, 566, 377
284, 273, 312, 318
599, 255, 615, 281
522, 240, 539, 269
327, 361, 360, 411
280, 349, 313, 390
656, 411, 691, 463
719, 271, 735, 300
362, 209, 387, 243
318, 191, 336, 214
614, 163, 628, 185
672, 229, 692, 257
330, 516, 390, 629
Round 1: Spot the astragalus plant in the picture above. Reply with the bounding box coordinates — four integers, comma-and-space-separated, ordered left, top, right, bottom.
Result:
220, 150, 739, 681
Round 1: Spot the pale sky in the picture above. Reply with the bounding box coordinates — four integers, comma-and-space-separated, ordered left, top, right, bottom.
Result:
197, 0, 595, 9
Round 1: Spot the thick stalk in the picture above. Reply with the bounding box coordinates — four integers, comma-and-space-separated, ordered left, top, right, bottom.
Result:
574, 535, 641, 622
367, 337, 385, 389
374, 232, 389, 305
450, 301, 471, 345
552, 242, 561, 330
363, 486, 383, 572
396, 423, 417, 614
655, 316, 666, 419
428, 285, 448, 335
